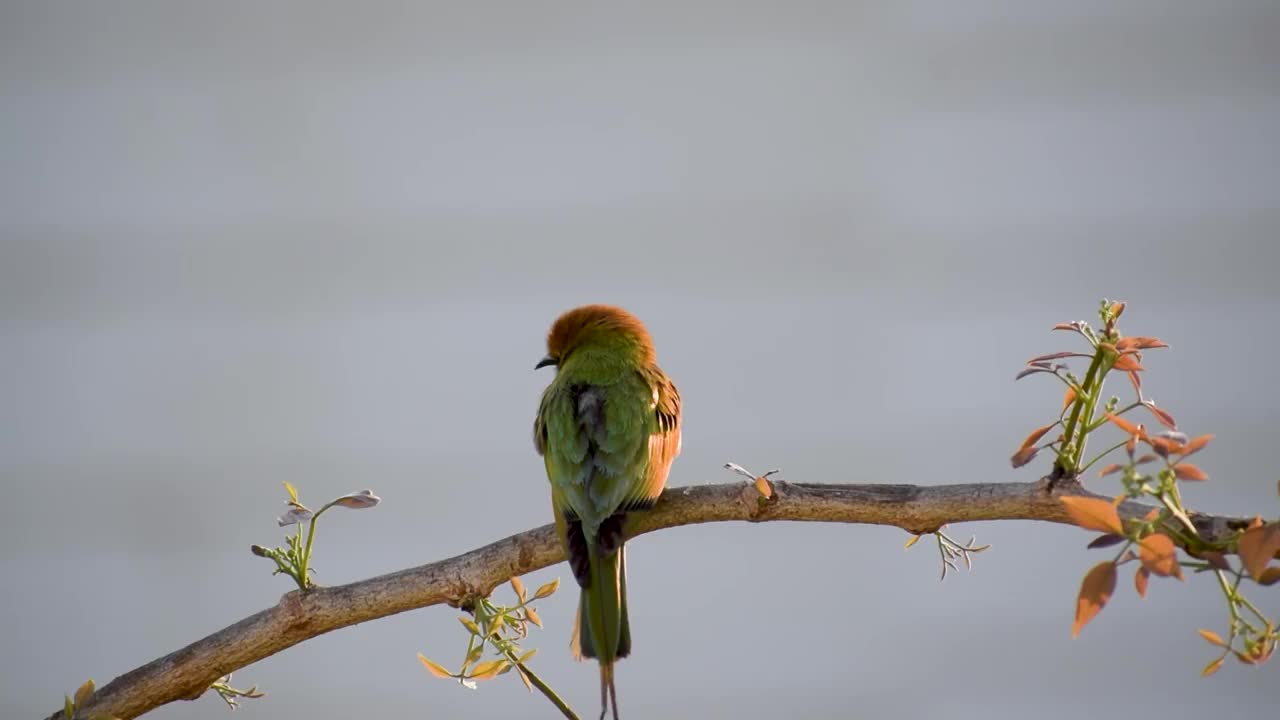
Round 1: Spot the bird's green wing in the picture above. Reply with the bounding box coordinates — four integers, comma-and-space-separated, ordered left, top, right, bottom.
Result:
619, 365, 681, 510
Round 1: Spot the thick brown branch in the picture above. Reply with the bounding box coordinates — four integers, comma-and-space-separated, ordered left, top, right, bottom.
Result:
49, 478, 1252, 720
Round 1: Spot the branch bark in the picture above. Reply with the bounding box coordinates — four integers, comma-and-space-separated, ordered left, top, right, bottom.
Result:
49, 477, 1253, 720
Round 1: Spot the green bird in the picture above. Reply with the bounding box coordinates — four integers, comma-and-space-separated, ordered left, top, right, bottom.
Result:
533, 304, 682, 720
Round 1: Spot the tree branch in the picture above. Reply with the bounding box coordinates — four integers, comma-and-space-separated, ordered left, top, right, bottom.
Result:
49, 477, 1253, 720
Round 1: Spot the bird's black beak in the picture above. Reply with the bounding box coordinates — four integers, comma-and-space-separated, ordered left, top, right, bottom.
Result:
535, 355, 557, 370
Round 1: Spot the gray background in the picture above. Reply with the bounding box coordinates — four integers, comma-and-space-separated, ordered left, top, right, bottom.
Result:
3, 1, 1279, 718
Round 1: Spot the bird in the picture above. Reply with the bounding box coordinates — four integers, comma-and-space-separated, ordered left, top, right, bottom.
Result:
532, 304, 682, 720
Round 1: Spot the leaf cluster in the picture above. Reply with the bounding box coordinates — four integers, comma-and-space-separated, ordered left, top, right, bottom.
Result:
1013, 299, 1278, 673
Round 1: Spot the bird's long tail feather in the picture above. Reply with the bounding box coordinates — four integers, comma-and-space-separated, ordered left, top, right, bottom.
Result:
574, 541, 629, 719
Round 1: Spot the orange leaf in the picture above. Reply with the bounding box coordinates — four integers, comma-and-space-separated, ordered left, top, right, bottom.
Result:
1127, 369, 1142, 395
1020, 424, 1055, 449
1134, 454, 1158, 465
1143, 507, 1160, 522
1237, 523, 1280, 581
1060, 496, 1124, 534
1116, 336, 1168, 350
1134, 567, 1149, 598
510, 576, 526, 601
1198, 629, 1226, 647
1111, 353, 1144, 372
1138, 533, 1182, 579
1199, 551, 1231, 572
1257, 567, 1280, 586
1173, 463, 1208, 481
1106, 413, 1142, 437
1149, 437, 1178, 458
1029, 351, 1091, 363
754, 474, 774, 499
1073, 561, 1117, 638
1010, 445, 1039, 469
1062, 386, 1077, 411
1181, 434, 1214, 456
1087, 533, 1125, 549
1144, 403, 1177, 430
1109, 301, 1125, 319
1097, 463, 1124, 477
1201, 657, 1225, 677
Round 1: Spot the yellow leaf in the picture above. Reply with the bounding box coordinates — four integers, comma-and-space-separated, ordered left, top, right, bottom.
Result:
1198, 629, 1225, 647
1062, 386, 1077, 411
525, 607, 542, 628
533, 578, 560, 600
417, 653, 454, 679
469, 660, 508, 681
904, 534, 921, 549
74, 679, 96, 708
510, 576, 526, 601
283, 481, 298, 504
1237, 523, 1280, 582
1060, 496, 1124, 535
754, 474, 773, 499
1201, 656, 1225, 677
458, 616, 481, 635
1073, 561, 1116, 638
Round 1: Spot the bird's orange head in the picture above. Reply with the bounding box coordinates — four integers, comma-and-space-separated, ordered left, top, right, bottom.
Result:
536, 304, 657, 370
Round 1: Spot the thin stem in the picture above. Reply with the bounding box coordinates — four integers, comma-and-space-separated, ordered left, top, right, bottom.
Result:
1074, 358, 1111, 473
1084, 401, 1142, 433
500, 649, 579, 720
1058, 349, 1105, 475
1079, 439, 1129, 475
300, 514, 321, 589
1157, 493, 1197, 536
1214, 569, 1241, 627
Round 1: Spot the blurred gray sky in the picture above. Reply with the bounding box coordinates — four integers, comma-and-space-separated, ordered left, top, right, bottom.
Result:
3, 1, 1279, 718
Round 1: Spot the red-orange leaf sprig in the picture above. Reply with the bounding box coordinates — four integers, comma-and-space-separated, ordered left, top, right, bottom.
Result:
1013, 300, 1276, 675
1010, 300, 1175, 478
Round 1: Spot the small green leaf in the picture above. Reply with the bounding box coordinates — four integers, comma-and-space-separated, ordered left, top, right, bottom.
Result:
65, 695, 74, 718
517, 648, 538, 663
465, 645, 484, 665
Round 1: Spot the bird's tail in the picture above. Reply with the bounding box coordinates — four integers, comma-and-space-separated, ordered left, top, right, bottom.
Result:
572, 541, 629, 719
